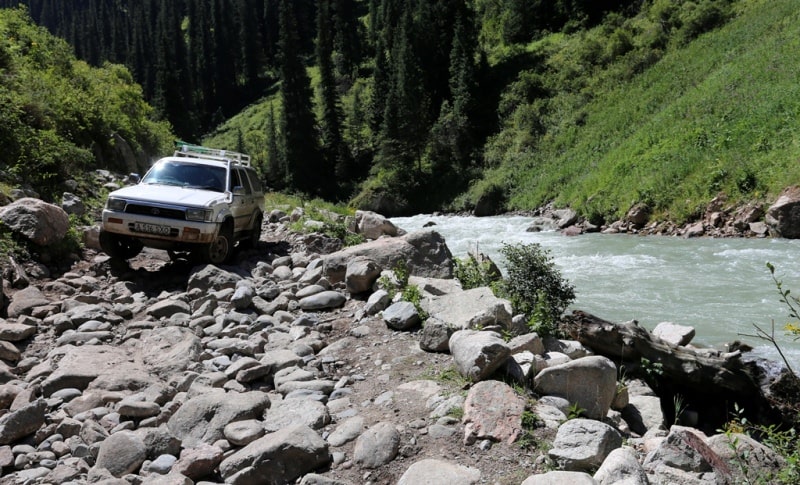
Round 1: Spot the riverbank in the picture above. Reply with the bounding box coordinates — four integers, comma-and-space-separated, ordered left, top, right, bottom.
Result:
391, 213, 800, 370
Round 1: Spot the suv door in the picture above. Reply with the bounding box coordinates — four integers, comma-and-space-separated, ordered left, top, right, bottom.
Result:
230, 167, 259, 234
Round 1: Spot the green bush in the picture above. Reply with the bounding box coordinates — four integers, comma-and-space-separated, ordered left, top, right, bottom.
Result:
496, 242, 575, 335
454, 253, 502, 290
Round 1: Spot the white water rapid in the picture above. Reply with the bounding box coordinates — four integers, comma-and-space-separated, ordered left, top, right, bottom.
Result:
391, 214, 800, 369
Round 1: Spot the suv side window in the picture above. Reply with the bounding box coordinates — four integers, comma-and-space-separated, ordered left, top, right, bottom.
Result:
245, 168, 263, 194
233, 168, 252, 194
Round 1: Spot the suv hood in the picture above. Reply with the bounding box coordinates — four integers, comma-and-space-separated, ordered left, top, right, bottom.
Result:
109, 184, 227, 207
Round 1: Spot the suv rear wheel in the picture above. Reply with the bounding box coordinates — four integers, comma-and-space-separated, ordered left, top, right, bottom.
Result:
99, 231, 144, 260
198, 222, 233, 264
242, 214, 263, 249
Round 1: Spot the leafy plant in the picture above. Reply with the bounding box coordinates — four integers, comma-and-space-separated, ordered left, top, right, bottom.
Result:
495, 242, 575, 336
719, 403, 799, 485
517, 409, 544, 450
567, 402, 586, 420
740, 263, 800, 380
454, 252, 502, 290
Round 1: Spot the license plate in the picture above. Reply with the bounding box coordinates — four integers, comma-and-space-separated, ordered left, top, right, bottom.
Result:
133, 222, 172, 236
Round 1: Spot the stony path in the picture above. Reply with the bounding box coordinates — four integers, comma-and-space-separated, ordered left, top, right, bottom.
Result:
0, 218, 789, 485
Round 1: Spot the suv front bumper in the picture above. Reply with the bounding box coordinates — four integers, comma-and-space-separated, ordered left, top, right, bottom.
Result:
102, 210, 218, 244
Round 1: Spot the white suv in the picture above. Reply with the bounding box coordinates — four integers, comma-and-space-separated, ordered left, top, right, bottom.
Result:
100, 144, 264, 264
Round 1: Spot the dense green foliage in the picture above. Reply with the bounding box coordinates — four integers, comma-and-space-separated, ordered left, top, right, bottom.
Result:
0, 8, 173, 201
496, 242, 575, 336
4, 0, 800, 226
473, 0, 800, 223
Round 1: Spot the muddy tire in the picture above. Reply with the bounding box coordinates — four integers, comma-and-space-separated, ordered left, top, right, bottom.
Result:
198, 223, 233, 264
99, 231, 143, 260
242, 214, 263, 250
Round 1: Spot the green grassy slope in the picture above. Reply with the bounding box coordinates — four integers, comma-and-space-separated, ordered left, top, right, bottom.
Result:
499, 0, 800, 222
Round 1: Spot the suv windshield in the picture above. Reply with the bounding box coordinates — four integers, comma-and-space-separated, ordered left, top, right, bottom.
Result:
142, 161, 226, 192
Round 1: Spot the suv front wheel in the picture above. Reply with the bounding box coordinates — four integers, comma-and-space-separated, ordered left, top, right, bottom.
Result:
99, 231, 144, 260
198, 222, 233, 264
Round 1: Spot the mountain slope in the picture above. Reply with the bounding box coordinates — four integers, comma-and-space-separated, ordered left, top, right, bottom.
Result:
485, 0, 800, 222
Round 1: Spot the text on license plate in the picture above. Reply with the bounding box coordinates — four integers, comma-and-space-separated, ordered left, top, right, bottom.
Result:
133, 222, 172, 236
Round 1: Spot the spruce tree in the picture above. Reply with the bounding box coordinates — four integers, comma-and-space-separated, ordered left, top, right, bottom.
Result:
278, 0, 324, 197
317, 0, 352, 198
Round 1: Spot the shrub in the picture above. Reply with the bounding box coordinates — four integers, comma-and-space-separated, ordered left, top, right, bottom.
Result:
496, 242, 575, 335
454, 253, 502, 290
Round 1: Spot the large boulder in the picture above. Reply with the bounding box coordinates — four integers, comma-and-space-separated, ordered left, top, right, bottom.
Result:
533, 355, 618, 420
0, 198, 70, 246
218, 424, 330, 484
322, 230, 453, 283
449, 330, 511, 381
766, 186, 800, 238
167, 389, 270, 448
355, 210, 401, 239
422, 287, 512, 331
549, 418, 623, 472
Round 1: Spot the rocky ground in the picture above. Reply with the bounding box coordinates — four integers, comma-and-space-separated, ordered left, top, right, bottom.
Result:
0, 211, 793, 485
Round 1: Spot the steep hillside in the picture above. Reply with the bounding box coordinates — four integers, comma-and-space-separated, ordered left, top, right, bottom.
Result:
473, 0, 800, 223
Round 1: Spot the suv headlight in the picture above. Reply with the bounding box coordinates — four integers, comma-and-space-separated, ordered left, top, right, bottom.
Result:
106, 197, 127, 212
186, 208, 212, 222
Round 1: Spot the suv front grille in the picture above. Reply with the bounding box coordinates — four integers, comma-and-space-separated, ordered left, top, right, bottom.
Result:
125, 203, 186, 221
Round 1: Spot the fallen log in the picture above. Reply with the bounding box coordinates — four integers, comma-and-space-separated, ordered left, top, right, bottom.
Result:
562, 310, 760, 396
560, 310, 800, 431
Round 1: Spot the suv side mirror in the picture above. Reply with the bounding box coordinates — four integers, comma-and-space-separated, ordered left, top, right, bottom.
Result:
127, 173, 141, 184
232, 186, 246, 196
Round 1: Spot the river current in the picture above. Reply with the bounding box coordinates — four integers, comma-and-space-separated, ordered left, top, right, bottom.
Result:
391, 214, 800, 369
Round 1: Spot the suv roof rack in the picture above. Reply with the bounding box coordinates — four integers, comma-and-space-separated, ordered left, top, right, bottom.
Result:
173, 141, 251, 167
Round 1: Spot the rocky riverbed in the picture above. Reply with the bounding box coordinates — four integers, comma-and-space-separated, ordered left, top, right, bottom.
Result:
0, 203, 793, 485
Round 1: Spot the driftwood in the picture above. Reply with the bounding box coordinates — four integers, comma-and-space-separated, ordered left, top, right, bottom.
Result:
563, 310, 761, 396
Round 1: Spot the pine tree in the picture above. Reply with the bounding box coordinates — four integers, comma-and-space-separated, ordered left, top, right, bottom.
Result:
278, 0, 325, 197
317, 0, 352, 198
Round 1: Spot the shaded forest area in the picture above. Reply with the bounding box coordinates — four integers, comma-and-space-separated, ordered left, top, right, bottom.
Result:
0, 0, 634, 210
3, 0, 761, 220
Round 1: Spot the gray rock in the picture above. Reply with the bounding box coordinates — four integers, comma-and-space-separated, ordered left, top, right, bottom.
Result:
534, 355, 617, 420
423, 287, 512, 331
298, 291, 346, 311
345, 257, 382, 294
146, 298, 191, 319
6, 286, 50, 318
706, 432, 785, 483
231, 282, 256, 309
0, 399, 47, 445
262, 398, 330, 432
224, 419, 265, 446
593, 447, 648, 485
94, 431, 147, 477
355, 210, 400, 239
218, 424, 330, 484
397, 458, 481, 485
353, 422, 400, 469
643, 426, 732, 483
418, 317, 453, 352
167, 389, 270, 448
766, 186, 800, 238
382, 301, 421, 330
187, 265, 242, 293
623, 395, 665, 435
326, 416, 365, 447
549, 418, 623, 472
363, 289, 391, 315
0, 198, 70, 246
322, 230, 454, 283
449, 330, 511, 381
521, 471, 598, 485
171, 443, 224, 480
653, 321, 696, 347
0, 322, 37, 342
